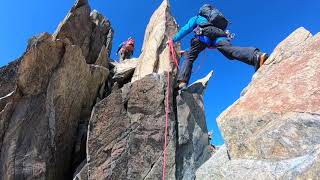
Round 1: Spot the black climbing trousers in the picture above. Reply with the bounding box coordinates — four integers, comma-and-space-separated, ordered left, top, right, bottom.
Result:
119, 49, 133, 62
178, 38, 259, 83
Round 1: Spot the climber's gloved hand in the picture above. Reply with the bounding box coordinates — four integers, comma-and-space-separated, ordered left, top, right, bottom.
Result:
179, 50, 186, 56
225, 30, 235, 40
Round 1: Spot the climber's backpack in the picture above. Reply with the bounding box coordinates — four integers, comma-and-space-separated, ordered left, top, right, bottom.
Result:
199, 4, 229, 31
123, 39, 135, 52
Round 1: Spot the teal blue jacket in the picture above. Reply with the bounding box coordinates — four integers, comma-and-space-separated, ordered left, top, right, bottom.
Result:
173, 15, 208, 42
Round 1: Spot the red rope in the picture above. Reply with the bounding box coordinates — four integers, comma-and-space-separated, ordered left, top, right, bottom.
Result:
168, 39, 180, 70
162, 39, 179, 180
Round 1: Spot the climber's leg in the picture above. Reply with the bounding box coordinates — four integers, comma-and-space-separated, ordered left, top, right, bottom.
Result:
124, 51, 132, 60
216, 40, 268, 70
178, 38, 207, 85
216, 40, 257, 65
119, 50, 126, 62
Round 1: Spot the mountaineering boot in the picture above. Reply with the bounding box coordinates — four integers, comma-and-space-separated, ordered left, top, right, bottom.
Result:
254, 52, 269, 71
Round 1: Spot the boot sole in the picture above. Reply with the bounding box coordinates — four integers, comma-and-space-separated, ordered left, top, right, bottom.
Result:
259, 53, 269, 67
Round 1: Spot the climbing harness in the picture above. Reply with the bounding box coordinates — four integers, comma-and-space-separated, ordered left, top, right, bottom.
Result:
162, 39, 179, 180
225, 30, 235, 40
191, 35, 235, 73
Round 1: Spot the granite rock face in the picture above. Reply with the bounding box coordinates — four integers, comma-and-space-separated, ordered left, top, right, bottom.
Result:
73, 161, 88, 180
0, 0, 112, 179
196, 144, 320, 180
0, 35, 109, 180
196, 28, 320, 179
85, 1, 180, 179
131, 0, 179, 82
111, 58, 139, 85
219, 28, 320, 160
176, 71, 213, 180
53, 0, 113, 64
0, 59, 21, 98
87, 74, 176, 180
0, 0, 218, 179
5, 0, 319, 180
0, 59, 21, 112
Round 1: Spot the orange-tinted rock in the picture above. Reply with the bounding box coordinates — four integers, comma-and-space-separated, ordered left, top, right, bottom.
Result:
196, 28, 320, 179
218, 28, 320, 160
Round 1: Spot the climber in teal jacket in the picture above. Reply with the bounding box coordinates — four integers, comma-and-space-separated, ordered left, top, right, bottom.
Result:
171, 4, 269, 90
173, 16, 209, 42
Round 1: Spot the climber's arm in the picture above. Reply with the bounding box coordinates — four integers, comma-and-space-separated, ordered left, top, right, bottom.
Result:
116, 43, 123, 55
172, 16, 199, 43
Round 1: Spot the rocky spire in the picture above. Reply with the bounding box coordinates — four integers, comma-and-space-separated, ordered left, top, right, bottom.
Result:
53, 0, 113, 65
131, 0, 179, 82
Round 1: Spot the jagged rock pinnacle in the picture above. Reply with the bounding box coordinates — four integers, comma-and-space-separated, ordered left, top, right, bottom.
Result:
186, 70, 214, 94
73, 0, 89, 10
131, 0, 179, 82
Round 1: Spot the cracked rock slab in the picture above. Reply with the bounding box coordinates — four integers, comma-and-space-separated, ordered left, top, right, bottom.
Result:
200, 28, 320, 179
87, 74, 176, 180
111, 58, 139, 84
176, 71, 213, 180
196, 145, 320, 180
218, 28, 320, 160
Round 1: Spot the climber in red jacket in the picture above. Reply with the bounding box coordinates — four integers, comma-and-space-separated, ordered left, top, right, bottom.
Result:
171, 4, 269, 90
116, 37, 135, 62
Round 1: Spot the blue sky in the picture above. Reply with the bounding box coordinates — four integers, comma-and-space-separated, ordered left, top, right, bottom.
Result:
0, 0, 319, 145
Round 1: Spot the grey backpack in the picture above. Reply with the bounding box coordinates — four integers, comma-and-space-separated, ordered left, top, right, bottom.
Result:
199, 4, 229, 31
